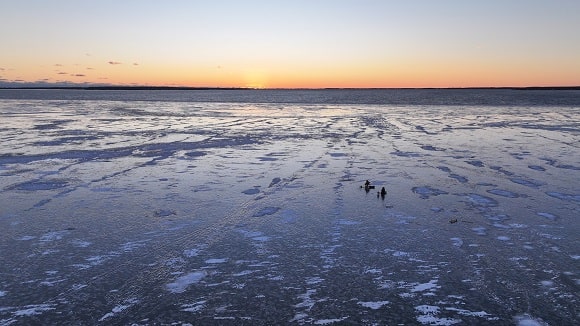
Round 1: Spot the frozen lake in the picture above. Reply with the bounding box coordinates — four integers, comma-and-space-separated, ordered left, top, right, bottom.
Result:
0, 90, 578, 324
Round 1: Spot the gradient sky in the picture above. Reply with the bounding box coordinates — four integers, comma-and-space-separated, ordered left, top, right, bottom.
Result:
1, 0, 579, 88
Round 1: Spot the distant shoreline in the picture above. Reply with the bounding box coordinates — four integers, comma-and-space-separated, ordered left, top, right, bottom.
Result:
1, 86, 579, 91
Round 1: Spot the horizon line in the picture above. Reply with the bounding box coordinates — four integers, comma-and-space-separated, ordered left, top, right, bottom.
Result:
2, 85, 580, 91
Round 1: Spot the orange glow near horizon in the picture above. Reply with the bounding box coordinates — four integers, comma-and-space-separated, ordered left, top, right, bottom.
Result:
3, 56, 579, 89
1, 1, 579, 89
2, 50, 578, 89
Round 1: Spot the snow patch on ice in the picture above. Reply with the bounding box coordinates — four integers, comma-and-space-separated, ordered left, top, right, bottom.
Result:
411, 279, 440, 293
252, 235, 271, 242
292, 289, 319, 323
513, 314, 548, 325
166, 271, 207, 293
71, 239, 91, 248
314, 317, 348, 324
445, 307, 496, 319
40, 230, 69, 242
181, 300, 206, 313
450, 238, 463, 247
464, 193, 498, 207
415, 305, 461, 325
471, 227, 487, 236
98, 298, 139, 322
540, 280, 554, 287
120, 239, 149, 252
536, 212, 559, 221
205, 258, 228, 264
415, 305, 440, 314
306, 277, 324, 285
357, 301, 389, 309
13, 304, 56, 316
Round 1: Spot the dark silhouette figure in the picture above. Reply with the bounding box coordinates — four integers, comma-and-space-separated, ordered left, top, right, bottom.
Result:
362, 180, 374, 193
380, 187, 387, 200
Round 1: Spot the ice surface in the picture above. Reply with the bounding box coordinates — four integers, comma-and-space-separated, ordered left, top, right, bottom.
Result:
0, 91, 578, 324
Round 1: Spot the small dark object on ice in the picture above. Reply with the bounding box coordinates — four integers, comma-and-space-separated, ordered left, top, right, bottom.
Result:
361, 180, 375, 193
378, 186, 387, 199
449, 218, 458, 224
155, 209, 177, 218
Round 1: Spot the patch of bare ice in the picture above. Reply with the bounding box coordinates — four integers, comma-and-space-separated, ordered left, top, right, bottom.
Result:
412, 186, 448, 199
253, 206, 280, 217
338, 219, 360, 225
536, 212, 559, 221
546, 191, 580, 202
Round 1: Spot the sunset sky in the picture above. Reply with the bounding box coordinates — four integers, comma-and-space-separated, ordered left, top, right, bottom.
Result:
1, 0, 579, 88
